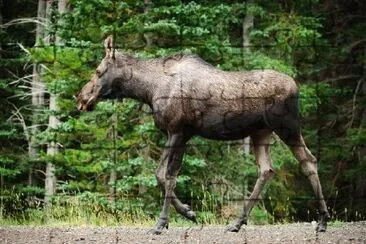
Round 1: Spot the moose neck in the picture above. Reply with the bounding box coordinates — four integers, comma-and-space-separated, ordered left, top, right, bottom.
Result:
120, 58, 163, 107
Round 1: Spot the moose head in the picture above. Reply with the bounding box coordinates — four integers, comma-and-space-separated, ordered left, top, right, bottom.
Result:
77, 36, 132, 111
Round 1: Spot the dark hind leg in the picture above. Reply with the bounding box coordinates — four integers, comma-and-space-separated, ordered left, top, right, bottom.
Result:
227, 131, 274, 232
276, 127, 330, 232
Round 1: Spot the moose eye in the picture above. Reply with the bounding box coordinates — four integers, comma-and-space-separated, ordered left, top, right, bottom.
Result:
96, 69, 101, 76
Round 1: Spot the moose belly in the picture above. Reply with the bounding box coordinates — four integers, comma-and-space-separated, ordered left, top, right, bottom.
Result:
192, 112, 266, 140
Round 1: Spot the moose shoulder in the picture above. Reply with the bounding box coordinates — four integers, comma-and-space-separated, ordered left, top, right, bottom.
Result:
77, 36, 330, 234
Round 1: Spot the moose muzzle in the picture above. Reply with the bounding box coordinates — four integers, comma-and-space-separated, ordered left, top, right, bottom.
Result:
76, 75, 98, 111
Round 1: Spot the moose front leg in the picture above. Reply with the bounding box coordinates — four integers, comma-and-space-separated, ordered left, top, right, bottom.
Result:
155, 145, 196, 223
149, 133, 187, 235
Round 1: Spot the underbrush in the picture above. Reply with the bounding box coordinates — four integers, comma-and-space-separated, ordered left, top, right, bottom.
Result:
0, 200, 350, 227
1, 192, 155, 226
2, 188, 356, 227
0, 190, 276, 227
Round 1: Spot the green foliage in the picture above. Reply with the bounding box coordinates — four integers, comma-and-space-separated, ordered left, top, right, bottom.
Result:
1, 0, 366, 226
249, 206, 271, 225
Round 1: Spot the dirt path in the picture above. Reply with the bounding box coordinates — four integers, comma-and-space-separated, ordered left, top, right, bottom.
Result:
1, 222, 365, 243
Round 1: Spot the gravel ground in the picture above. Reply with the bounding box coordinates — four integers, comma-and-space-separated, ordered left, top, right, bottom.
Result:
1, 222, 365, 244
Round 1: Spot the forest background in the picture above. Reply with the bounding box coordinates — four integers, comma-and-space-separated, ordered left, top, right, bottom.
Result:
0, 0, 365, 226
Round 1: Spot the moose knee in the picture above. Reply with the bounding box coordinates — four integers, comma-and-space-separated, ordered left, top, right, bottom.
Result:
300, 160, 318, 177
155, 169, 165, 186
260, 167, 274, 180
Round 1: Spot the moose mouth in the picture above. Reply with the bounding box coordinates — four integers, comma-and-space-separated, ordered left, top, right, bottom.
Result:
77, 95, 97, 111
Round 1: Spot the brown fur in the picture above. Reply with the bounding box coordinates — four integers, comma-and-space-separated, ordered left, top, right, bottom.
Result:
77, 40, 330, 234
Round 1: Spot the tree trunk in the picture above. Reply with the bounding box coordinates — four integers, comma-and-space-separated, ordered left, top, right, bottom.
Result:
0, 0, 3, 213
109, 111, 117, 202
242, 0, 254, 51
109, 170, 117, 201
29, 0, 46, 190
355, 48, 366, 199
56, 0, 68, 43
44, 0, 68, 204
45, 95, 58, 204
143, 0, 153, 47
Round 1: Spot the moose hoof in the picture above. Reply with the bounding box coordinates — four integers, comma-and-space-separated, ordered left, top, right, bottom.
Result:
316, 212, 330, 232
147, 228, 163, 235
148, 218, 169, 235
226, 225, 240, 233
226, 219, 247, 233
316, 223, 327, 232
180, 204, 197, 223
226, 223, 242, 233
147, 224, 168, 235
186, 210, 197, 223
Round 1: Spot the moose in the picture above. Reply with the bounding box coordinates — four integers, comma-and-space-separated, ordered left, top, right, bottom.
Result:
77, 36, 330, 234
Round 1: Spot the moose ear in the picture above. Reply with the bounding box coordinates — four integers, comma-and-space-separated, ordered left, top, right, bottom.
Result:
104, 35, 113, 58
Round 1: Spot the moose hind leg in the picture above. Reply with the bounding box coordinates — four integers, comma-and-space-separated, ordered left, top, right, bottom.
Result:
155, 147, 196, 223
228, 132, 274, 232
288, 135, 330, 232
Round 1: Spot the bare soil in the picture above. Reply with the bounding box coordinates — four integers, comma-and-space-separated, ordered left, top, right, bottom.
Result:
1, 222, 365, 244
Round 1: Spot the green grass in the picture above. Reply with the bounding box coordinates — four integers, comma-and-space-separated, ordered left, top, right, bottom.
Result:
0, 190, 274, 227
0, 208, 155, 227
0, 207, 271, 228
1, 205, 349, 228
3, 192, 353, 228
328, 220, 344, 228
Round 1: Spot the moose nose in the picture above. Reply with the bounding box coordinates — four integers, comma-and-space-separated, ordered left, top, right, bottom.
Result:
77, 95, 96, 112
96, 68, 102, 77
77, 102, 84, 111
75, 94, 84, 111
